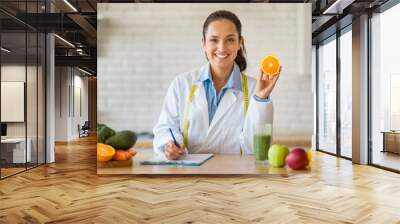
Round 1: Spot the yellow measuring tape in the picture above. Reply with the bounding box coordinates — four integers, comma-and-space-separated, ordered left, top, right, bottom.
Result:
242, 74, 249, 114
183, 73, 249, 155
183, 85, 198, 146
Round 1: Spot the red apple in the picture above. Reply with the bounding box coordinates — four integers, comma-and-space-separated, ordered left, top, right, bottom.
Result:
285, 148, 309, 170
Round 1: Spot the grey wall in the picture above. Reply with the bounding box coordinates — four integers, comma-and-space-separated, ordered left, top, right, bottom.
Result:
98, 3, 313, 139
55, 67, 89, 141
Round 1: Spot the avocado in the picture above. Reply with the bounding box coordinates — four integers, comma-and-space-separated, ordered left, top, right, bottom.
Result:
97, 125, 116, 143
97, 123, 105, 133
105, 130, 137, 150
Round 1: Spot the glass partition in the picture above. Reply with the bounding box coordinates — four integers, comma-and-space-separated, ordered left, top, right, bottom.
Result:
317, 36, 337, 154
0, 1, 46, 179
371, 3, 400, 171
339, 28, 352, 158
1, 30, 28, 177
27, 30, 38, 169
38, 32, 45, 165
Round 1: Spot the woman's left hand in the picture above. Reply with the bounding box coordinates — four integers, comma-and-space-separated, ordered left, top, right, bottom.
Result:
255, 66, 282, 99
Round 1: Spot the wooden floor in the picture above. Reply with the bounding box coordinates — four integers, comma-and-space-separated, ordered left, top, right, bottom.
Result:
1, 167, 26, 178
1, 163, 46, 178
372, 151, 400, 171
1, 136, 400, 223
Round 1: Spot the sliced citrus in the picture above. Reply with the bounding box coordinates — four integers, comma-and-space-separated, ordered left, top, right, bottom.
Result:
97, 143, 116, 162
260, 54, 280, 76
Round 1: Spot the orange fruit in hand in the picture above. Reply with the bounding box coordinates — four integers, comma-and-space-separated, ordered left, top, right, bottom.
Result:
260, 54, 280, 76
97, 143, 116, 162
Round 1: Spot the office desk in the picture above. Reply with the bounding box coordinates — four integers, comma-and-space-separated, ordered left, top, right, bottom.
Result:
97, 148, 308, 175
1, 138, 32, 163
381, 131, 400, 154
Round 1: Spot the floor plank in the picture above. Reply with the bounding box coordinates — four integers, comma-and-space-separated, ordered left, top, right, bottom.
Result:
372, 151, 400, 171
0, 135, 399, 223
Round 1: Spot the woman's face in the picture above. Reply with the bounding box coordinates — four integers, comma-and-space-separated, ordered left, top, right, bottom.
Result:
202, 19, 242, 71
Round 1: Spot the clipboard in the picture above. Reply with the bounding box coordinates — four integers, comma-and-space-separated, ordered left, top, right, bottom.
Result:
140, 154, 214, 166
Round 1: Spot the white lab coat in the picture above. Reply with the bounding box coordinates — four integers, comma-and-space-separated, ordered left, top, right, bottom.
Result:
153, 67, 273, 155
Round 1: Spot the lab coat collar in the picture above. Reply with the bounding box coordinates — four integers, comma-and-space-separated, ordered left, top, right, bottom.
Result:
198, 62, 243, 92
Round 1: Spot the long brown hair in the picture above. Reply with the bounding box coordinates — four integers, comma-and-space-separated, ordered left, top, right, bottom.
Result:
202, 10, 247, 72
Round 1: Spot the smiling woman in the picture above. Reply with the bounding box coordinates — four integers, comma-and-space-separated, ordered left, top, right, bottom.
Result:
152, 10, 281, 160
97, 3, 313, 165
202, 12, 245, 81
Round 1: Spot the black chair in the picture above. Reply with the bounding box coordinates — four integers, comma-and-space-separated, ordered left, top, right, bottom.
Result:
79, 121, 90, 138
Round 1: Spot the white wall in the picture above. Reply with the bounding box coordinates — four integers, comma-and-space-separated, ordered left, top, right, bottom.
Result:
72, 72, 89, 138
1, 64, 46, 163
98, 3, 313, 139
1, 65, 39, 138
54, 67, 89, 141
55, 67, 67, 141
1, 66, 26, 129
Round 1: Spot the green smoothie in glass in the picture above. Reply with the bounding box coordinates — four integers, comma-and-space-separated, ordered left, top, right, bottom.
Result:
253, 124, 272, 163
253, 134, 271, 161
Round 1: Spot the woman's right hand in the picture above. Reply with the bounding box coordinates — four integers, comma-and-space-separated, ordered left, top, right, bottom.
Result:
164, 140, 186, 160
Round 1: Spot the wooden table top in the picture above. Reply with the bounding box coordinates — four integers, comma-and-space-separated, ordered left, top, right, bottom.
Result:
97, 148, 309, 175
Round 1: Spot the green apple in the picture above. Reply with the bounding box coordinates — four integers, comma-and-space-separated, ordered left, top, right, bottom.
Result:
268, 144, 289, 168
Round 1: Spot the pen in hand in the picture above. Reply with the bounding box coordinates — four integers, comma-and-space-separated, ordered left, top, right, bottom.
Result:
168, 128, 188, 156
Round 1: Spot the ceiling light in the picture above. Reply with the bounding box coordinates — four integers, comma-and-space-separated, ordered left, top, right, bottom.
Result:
76, 48, 85, 55
63, 0, 78, 12
322, 0, 354, 15
78, 67, 92, 76
54, 34, 75, 48
1, 47, 11, 53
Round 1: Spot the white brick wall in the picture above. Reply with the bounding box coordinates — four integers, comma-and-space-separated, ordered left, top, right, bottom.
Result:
98, 3, 313, 137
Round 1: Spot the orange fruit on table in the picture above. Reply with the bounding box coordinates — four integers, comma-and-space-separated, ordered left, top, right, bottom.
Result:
128, 148, 137, 157
113, 150, 132, 161
260, 54, 280, 76
97, 143, 116, 162
112, 149, 137, 161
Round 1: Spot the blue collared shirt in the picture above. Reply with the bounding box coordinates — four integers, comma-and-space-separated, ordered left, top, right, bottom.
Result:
198, 63, 270, 124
